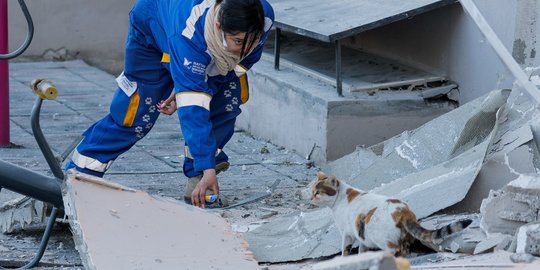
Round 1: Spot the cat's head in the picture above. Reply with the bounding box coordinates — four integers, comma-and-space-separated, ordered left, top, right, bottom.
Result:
310, 172, 341, 207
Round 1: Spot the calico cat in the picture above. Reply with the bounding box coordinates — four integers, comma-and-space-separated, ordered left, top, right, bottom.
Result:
310, 172, 472, 256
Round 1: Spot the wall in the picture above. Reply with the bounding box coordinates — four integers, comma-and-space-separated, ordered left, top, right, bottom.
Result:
8, 0, 135, 74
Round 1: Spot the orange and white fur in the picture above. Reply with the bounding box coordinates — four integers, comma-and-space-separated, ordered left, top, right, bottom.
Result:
310, 172, 472, 256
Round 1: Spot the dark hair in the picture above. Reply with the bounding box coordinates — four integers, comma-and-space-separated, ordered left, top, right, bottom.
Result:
216, 0, 265, 58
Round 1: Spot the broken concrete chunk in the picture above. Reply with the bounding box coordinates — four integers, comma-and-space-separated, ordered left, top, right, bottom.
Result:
510, 253, 536, 263
494, 234, 513, 252
0, 197, 47, 234
473, 233, 512, 255
408, 252, 466, 266
312, 251, 406, 270
480, 174, 540, 235
245, 207, 341, 262
516, 223, 540, 256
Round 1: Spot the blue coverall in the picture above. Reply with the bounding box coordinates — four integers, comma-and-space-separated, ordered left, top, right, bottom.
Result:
65, 0, 274, 178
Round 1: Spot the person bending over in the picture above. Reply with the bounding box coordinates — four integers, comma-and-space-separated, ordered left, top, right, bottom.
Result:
65, 0, 274, 208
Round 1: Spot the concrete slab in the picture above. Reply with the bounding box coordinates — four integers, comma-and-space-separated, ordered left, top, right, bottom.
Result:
0, 197, 46, 234
62, 171, 259, 270
480, 174, 540, 235
448, 84, 540, 212
516, 223, 540, 256
413, 250, 522, 270
245, 207, 341, 262
311, 251, 401, 270
473, 233, 512, 255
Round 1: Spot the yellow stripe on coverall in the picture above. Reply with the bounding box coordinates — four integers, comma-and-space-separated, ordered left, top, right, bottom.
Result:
123, 91, 140, 127
161, 53, 170, 63
239, 74, 249, 104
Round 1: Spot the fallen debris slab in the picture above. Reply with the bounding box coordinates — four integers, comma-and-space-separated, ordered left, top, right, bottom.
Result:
516, 223, 540, 256
480, 174, 540, 235
0, 196, 46, 234
62, 171, 259, 270
473, 233, 512, 255
328, 89, 510, 218
412, 250, 527, 270
244, 207, 341, 262
311, 251, 408, 270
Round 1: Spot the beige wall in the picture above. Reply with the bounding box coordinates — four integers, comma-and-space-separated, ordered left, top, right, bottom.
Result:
8, 0, 135, 74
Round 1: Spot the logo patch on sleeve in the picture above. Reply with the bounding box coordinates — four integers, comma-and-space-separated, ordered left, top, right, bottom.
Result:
184, 57, 206, 76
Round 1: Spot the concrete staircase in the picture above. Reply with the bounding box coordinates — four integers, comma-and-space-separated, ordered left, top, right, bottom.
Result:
237, 36, 458, 163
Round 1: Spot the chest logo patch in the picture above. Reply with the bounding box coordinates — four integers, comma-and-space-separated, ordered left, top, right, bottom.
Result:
184, 57, 206, 76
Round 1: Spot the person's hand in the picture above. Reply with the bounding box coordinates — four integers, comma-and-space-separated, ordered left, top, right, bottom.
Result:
157, 92, 177, 115
191, 168, 219, 208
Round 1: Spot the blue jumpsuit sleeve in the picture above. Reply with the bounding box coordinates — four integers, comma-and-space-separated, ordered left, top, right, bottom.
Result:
169, 34, 217, 172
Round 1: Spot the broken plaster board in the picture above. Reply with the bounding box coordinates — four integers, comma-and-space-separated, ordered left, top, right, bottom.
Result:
370, 131, 490, 218
244, 207, 341, 263
62, 172, 258, 270
447, 84, 540, 213
0, 197, 46, 234
413, 250, 520, 269
326, 89, 510, 192
311, 251, 398, 270
480, 174, 540, 235
449, 146, 531, 213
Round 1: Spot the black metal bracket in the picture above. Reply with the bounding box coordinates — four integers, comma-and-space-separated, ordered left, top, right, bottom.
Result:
273, 27, 344, 96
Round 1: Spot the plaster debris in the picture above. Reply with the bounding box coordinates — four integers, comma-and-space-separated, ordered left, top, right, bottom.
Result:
412, 250, 518, 269
311, 251, 407, 270
62, 171, 259, 270
329, 89, 510, 219
0, 196, 47, 234
245, 207, 341, 262
516, 223, 540, 256
480, 174, 540, 235
473, 233, 512, 255
510, 253, 536, 263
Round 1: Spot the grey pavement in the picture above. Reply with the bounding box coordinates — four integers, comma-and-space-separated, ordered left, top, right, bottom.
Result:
0, 60, 318, 268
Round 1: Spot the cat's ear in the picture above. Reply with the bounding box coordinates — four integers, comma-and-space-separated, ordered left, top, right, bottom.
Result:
317, 171, 328, 181
328, 175, 340, 188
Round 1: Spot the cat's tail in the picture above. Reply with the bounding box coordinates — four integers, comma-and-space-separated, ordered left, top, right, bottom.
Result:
403, 217, 472, 245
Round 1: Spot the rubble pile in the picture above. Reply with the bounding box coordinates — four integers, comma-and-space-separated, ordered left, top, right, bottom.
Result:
245, 83, 540, 269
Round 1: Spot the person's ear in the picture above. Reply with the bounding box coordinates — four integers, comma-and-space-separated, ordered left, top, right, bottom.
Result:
215, 22, 222, 31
